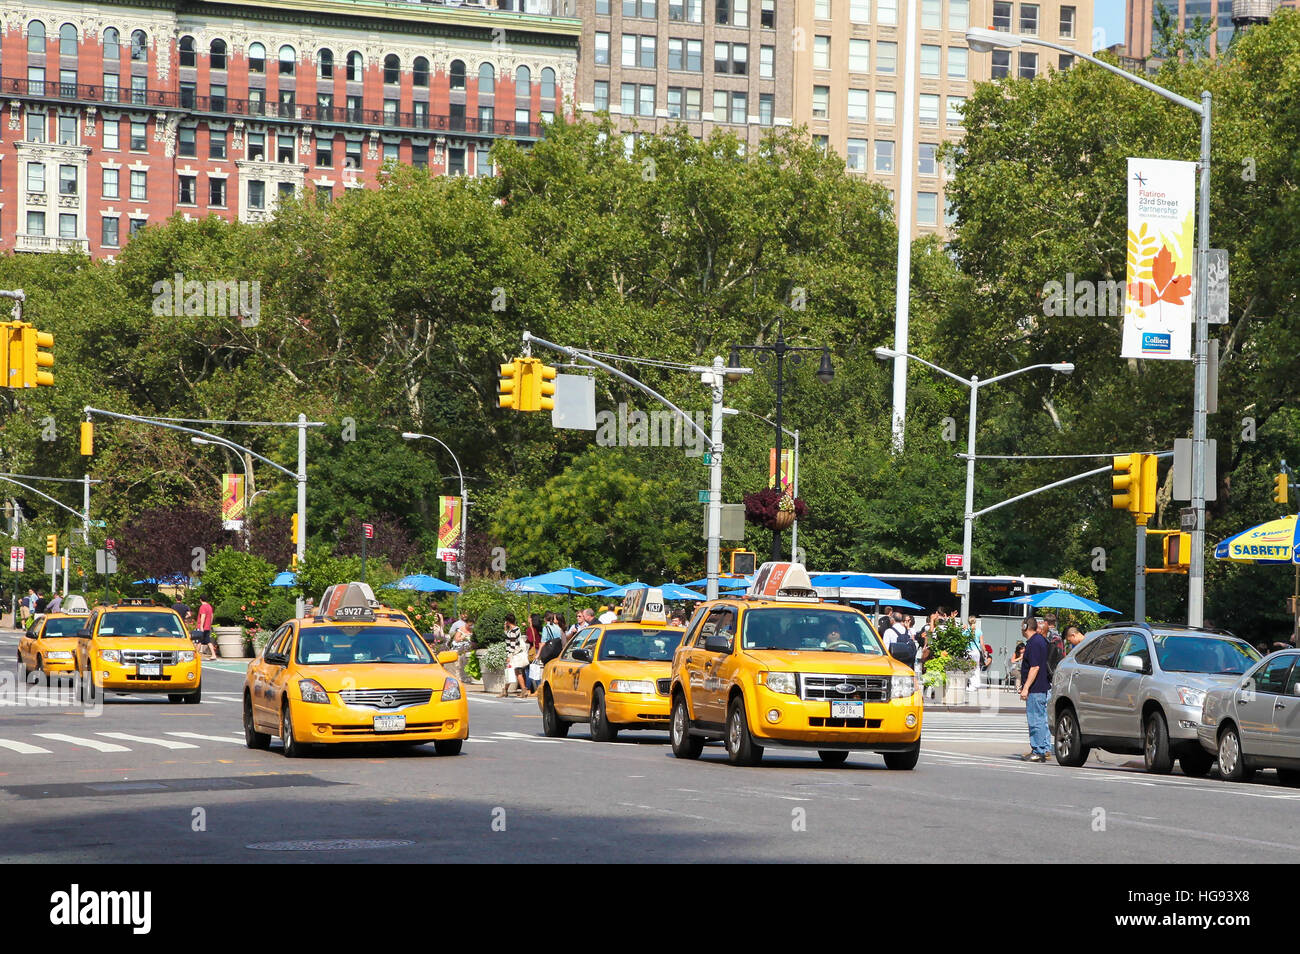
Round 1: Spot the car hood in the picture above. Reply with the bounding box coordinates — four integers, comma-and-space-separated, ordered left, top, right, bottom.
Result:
38, 637, 80, 650
295, 664, 449, 691
593, 660, 672, 679
743, 649, 906, 675
91, 637, 191, 652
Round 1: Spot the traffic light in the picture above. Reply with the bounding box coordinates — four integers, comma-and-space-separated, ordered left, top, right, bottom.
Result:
1140, 453, 1157, 516
1112, 453, 1144, 514
498, 359, 523, 410
2, 321, 22, 388
1275, 473, 1289, 505
80, 421, 94, 456
535, 361, 557, 412
46, 533, 57, 555
290, 513, 300, 545
21, 325, 54, 388
729, 549, 756, 575
1164, 532, 1192, 568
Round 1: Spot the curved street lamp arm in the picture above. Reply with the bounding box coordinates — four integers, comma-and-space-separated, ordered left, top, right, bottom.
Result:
0, 474, 87, 522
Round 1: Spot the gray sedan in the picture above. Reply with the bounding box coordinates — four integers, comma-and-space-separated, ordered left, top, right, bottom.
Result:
1199, 650, 1300, 783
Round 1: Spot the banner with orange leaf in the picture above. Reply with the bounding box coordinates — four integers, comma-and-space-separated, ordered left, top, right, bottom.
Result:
1121, 157, 1195, 360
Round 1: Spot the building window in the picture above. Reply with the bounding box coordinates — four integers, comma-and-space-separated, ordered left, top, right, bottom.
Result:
874, 139, 894, 173
875, 90, 896, 124
639, 36, 657, 69
414, 100, 429, 127
59, 213, 77, 238
102, 168, 119, 198
813, 134, 828, 153
667, 86, 702, 119
104, 73, 120, 103
248, 131, 265, 161
178, 126, 196, 157
877, 42, 897, 74
540, 70, 556, 100
382, 142, 398, 163
58, 116, 78, 146
846, 138, 867, 172
624, 0, 657, 15
639, 85, 654, 117
248, 180, 265, 209
131, 75, 147, 105
949, 0, 969, 30
878, 0, 897, 25
918, 93, 939, 125
993, 2, 1012, 31
448, 147, 466, 176
209, 129, 226, 159
946, 95, 965, 125
316, 141, 333, 167
516, 65, 531, 100
761, 0, 776, 28
621, 83, 637, 115
847, 88, 868, 121
209, 177, 227, 206
278, 134, 296, 163
129, 217, 146, 236
670, 38, 703, 71
27, 110, 46, 143
211, 83, 227, 111
28, 68, 46, 97
413, 56, 429, 87
412, 144, 428, 168
920, 45, 940, 76
1019, 51, 1037, 77
670, 0, 704, 22
346, 96, 362, 122
131, 30, 147, 62
715, 0, 747, 25
850, 0, 870, 22
102, 216, 119, 247
759, 92, 773, 125
130, 121, 147, 151
478, 104, 494, 126
812, 86, 829, 119
917, 192, 938, 226
277, 45, 294, 76
318, 49, 333, 78
27, 212, 46, 237
945, 197, 957, 227
179, 35, 196, 68
516, 106, 530, 127
949, 47, 968, 79
814, 0, 830, 17
479, 62, 495, 94
180, 81, 196, 108
178, 175, 196, 204
730, 91, 746, 124
715, 43, 747, 74
27, 21, 45, 53
249, 42, 265, 73
103, 120, 119, 150
384, 99, 398, 125
813, 36, 830, 70
991, 49, 1010, 79
211, 38, 227, 70
104, 27, 120, 61
1059, 53, 1075, 70
26, 163, 45, 194
918, 142, 937, 175
1059, 5, 1076, 38
249, 88, 265, 115
347, 51, 363, 82
59, 69, 77, 97
918, 0, 940, 28
595, 32, 610, 65
130, 170, 147, 201
849, 39, 869, 72
1020, 3, 1039, 35
386, 54, 402, 85
594, 80, 609, 112
760, 45, 774, 78
597, 0, 610, 11
58, 165, 77, 196
59, 23, 78, 57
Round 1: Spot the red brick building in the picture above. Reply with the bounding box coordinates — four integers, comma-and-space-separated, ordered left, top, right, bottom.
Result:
0, 0, 580, 257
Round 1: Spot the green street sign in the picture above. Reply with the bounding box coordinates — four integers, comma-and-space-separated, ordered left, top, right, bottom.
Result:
697, 490, 713, 503
701, 453, 713, 465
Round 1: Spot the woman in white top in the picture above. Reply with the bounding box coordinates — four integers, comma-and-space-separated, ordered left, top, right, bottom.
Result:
504, 613, 529, 697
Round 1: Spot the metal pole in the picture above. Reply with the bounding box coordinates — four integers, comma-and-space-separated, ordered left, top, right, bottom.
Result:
790, 428, 800, 561
62, 547, 68, 597
1135, 522, 1147, 622
82, 473, 90, 544
459, 487, 468, 582
296, 413, 307, 617
360, 530, 367, 584
890, 0, 918, 450
1188, 91, 1212, 628
706, 357, 724, 600
772, 332, 784, 562
959, 377, 978, 622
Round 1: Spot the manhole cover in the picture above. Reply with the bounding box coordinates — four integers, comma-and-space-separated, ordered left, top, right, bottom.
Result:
246, 839, 415, 851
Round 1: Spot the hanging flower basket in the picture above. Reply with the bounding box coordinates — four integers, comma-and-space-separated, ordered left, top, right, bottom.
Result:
743, 489, 809, 531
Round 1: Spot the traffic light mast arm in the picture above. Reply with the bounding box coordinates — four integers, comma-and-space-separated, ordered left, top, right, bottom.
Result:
968, 450, 1175, 521
84, 407, 297, 480
0, 473, 88, 522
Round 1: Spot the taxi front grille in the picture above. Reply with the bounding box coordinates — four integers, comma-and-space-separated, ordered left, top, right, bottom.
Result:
800, 674, 889, 703
327, 722, 445, 735
122, 650, 180, 666
637, 713, 671, 721
339, 688, 434, 710
656, 678, 671, 696
126, 674, 172, 681
808, 717, 882, 729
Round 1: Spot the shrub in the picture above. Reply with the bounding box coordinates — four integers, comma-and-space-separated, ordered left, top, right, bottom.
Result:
463, 650, 482, 681
257, 593, 296, 631
474, 604, 511, 646
200, 547, 275, 611
213, 598, 244, 626
480, 641, 510, 671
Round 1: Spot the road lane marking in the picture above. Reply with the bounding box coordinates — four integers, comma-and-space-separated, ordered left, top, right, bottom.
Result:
34, 733, 130, 753
0, 739, 52, 754
97, 732, 200, 750
165, 731, 246, 744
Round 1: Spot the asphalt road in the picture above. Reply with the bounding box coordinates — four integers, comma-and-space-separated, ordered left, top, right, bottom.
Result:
4, 630, 1300, 864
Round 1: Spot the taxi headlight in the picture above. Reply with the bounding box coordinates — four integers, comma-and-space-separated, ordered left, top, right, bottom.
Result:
99, 649, 120, 663
179, 651, 196, 663
609, 679, 656, 694
760, 671, 798, 695
441, 678, 461, 701
891, 675, 918, 699
47, 651, 73, 660
298, 679, 329, 704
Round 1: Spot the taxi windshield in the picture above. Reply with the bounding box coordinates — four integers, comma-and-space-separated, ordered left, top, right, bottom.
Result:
741, 608, 884, 654
597, 628, 684, 662
42, 617, 86, 638
1153, 635, 1260, 674
295, 625, 433, 665
97, 612, 187, 638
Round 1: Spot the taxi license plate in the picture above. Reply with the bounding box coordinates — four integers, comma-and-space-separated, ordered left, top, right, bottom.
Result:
137, 664, 162, 678
831, 701, 864, 719
373, 715, 405, 733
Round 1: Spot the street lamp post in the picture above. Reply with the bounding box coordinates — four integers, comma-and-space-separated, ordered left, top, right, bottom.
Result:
735, 410, 800, 560
401, 432, 467, 580
875, 348, 1073, 620
192, 437, 250, 547
965, 26, 1213, 625
729, 313, 833, 561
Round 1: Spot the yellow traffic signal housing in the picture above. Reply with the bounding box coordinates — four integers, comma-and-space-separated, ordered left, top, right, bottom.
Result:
1275, 473, 1289, 506
0, 323, 12, 388
80, 421, 94, 456
1140, 453, 1157, 516
22, 325, 54, 387
1112, 453, 1142, 514
2, 322, 22, 389
498, 360, 523, 410
46, 533, 57, 555
1164, 531, 1192, 568
535, 361, 558, 412
729, 549, 756, 575
290, 513, 300, 545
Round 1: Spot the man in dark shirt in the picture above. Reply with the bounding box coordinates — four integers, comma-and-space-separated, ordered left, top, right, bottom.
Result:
1019, 614, 1051, 762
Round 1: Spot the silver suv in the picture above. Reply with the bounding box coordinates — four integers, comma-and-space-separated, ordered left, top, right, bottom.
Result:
1048, 623, 1261, 776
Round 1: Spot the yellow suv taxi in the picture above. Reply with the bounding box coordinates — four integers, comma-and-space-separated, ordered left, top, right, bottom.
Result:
75, 599, 202, 704
18, 596, 91, 684
669, 563, 923, 767
539, 587, 687, 741
242, 582, 468, 757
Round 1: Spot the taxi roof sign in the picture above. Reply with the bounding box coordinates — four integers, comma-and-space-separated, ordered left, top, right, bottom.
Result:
619, 587, 667, 626
317, 582, 378, 622
747, 562, 819, 602
62, 595, 89, 615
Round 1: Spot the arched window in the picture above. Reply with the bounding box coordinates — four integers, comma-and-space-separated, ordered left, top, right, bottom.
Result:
59, 24, 78, 57
248, 42, 265, 73
103, 28, 120, 60
210, 38, 227, 70
179, 35, 196, 68
346, 50, 363, 81
318, 48, 333, 78
130, 29, 147, 62
279, 44, 295, 75
413, 56, 429, 87
478, 62, 494, 94
449, 59, 466, 90
515, 65, 530, 99
27, 21, 46, 54
540, 67, 556, 99
383, 54, 400, 84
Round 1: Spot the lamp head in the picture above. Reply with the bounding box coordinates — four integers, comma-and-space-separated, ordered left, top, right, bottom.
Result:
401, 432, 419, 440
966, 26, 1019, 52
816, 348, 835, 385
190, 437, 210, 446
873, 347, 897, 361
1051, 362, 1075, 374
725, 346, 744, 383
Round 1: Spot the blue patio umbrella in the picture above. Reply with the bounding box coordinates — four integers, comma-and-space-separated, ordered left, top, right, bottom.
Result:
877, 597, 925, 611
270, 571, 297, 588
994, 589, 1119, 614
505, 577, 571, 595
595, 581, 649, 598
394, 574, 461, 594
686, 576, 751, 590
525, 567, 619, 592
657, 582, 708, 601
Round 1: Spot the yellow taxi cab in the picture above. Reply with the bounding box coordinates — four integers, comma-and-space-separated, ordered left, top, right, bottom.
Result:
242, 581, 468, 757
668, 562, 923, 767
75, 598, 202, 704
17, 595, 91, 684
538, 587, 687, 741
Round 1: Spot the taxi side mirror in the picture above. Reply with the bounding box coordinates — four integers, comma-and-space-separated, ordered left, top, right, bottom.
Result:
265, 651, 287, 666
704, 634, 732, 654
77, 628, 91, 638
437, 650, 459, 665
572, 648, 592, 663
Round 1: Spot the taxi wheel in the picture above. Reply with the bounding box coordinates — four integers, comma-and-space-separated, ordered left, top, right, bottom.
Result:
590, 687, 618, 742
883, 743, 920, 771
16, 652, 28, 682
243, 694, 271, 750
434, 739, 463, 756
817, 750, 849, 766
82, 667, 98, 704
541, 689, 570, 738
725, 698, 763, 766
184, 685, 202, 704
168, 694, 186, 703
670, 695, 703, 760
281, 702, 306, 758
36, 656, 51, 688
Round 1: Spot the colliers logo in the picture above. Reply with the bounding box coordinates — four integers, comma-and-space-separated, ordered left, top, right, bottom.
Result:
49, 885, 151, 934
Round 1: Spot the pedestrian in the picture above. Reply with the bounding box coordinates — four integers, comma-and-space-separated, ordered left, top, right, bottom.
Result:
670, 610, 687, 627
172, 597, 192, 626
504, 613, 529, 698
33, 590, 49, 616
577, 607, 596, 631
1063, 624, 1085, 653
19, 587, 36, 624
447, 611, 470, 639
194, 597, 217, 659
303, 597, 315, 617
557, 612, 570, 637
537, 611, 565, 665
966, 615, 985, 691
598, 604, 617, 624
1010, 641, 1025, 692
884, 611, 917, 667
1019, 614, 1051, 761
46, 592, 63, 614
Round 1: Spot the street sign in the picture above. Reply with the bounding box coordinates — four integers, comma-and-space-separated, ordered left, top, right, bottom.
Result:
697, 490, 714, 503
551, 373, 597, 431
944, 554, 963, 568
16, 546, 24, 572
363, 523, 374, 539
1205, 248, 1229, 325
1180, 508, 1200, 532
9, 546, 16, 572
105, 538, 115, 552
438, 548, 458, 563
92, 520, 106, 528
1172, 438, 1218, 501
702, 504, 746, 541
95, 550, 119, 575
45, 555, 55, 574
701, 453, 713, 466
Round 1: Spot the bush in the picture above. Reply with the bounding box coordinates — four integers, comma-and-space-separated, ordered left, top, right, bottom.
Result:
463, 650, 482, 681
480, 641, 510, 671
213, 598, 244, 626
257, 593, 296, 631
200, 547, 275, 611
474, 604, 511, 646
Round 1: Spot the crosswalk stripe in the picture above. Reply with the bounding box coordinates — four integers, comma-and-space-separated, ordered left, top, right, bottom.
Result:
492, 731, 565, 744
34, 733, 131, 753
97, 732, 200, 750
165, 731, 246, 744
0, 738, 52, 754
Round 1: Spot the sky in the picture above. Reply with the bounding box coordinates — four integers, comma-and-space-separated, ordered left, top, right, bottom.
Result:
1093, 0, 1127, 51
